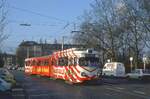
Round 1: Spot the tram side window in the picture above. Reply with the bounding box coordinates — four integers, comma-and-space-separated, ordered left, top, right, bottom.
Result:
74, 57, 77, 66
64, 57, 68, 66
37, 61, 41, 66
58, 57, 68, 66
68, 58, 73, 66
31, 61, 36, 66
41, 61, 45, 66
51, 58, 56, 66
45, 60, 49, 66
42, 60, 48, 66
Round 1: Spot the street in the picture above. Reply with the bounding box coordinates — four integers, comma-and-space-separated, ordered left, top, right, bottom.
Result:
10, 70, 150, 99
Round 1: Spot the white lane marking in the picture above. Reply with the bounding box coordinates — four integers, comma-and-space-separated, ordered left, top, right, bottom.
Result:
29, 93, 50, 99
27, 89, 50, 92
106, 87, 122, 92
29, 94, 49, 96
133, 90, 145, 95
12, 94, 25, 96
115, 87, 125, 90
12, 88, 24, 91
27, 89, 39, 92
105, 87, 149, 99
104, 93, 112, 96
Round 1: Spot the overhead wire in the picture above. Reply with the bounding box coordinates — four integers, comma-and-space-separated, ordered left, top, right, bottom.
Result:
9, 5, 68, 23
8, 20, 57, 27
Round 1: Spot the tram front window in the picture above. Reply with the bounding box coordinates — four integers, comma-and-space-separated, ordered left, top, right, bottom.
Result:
79, 57, 99, 67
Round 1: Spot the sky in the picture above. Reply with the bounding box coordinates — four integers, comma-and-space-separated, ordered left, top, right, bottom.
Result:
3, 0, 93, 53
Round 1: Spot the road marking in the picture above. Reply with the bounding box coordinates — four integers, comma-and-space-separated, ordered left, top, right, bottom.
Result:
29, 94, 50, 99
115, 87, 125, 90
29, 94, 50, 96
12, 88, 24, 91
105, 87, 149, 99
133, 90, 145, 95
106, 87, 122, 92
104, 93, 112, 96
12, 94, 25, 96
27, 88, 50, 92
103, 82, 114, 86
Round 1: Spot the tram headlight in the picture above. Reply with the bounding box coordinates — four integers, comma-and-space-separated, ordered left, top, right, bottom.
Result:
81, 72, 87, 77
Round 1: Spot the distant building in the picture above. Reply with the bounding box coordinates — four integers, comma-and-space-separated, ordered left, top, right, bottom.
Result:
16, 41, 85, 66
0, 53, 16, 67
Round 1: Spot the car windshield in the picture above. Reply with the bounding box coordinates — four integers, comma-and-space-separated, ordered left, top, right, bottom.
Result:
143, 69, 150, 73
132, 69, 141, 73
79, 57, 99, 67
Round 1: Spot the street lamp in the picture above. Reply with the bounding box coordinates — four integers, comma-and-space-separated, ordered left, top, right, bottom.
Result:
130, 57, 133, 72
143, 56, 147, 71
61, 36, 68, 51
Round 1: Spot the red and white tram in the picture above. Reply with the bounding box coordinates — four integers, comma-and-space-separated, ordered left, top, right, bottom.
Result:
25, 48, 101, 84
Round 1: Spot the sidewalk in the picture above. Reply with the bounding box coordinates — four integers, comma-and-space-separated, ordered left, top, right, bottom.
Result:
0, 91, 13, 99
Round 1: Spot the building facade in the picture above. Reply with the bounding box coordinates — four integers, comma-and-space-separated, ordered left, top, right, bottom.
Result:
16, 41, 84, 66
0, 53, 16, 67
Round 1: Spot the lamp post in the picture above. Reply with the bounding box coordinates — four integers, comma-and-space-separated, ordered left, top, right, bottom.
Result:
61, 36, 68, 51
130, 57, 133, 72
20, 23, 31, 58
62, 36, 65, 51
143, 56, 147, 71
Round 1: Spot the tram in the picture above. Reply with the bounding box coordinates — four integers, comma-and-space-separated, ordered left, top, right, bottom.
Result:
25, 48, 101, 84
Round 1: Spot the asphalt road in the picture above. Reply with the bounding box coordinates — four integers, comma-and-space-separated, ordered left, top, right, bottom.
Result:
11, 70, 150, 99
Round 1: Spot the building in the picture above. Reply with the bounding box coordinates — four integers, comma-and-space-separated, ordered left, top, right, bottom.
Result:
16, 41, 85, 66
0, 53, 16, 67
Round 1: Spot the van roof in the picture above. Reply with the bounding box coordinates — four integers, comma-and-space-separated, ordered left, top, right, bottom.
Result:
105, 62, 123, 64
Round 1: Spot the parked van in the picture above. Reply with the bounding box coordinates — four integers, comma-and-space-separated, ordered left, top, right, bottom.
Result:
102, 62, 125, 77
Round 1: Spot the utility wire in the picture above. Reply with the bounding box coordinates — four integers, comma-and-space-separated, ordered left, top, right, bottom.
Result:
9, 20, 57, 27
10, 5, 67, 23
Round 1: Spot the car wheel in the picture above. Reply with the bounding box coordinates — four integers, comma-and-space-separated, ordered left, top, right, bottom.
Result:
138, 76, 142, 80
126, 76, 130, 80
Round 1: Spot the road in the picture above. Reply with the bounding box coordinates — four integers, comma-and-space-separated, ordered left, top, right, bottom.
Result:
11, 70, 150, 99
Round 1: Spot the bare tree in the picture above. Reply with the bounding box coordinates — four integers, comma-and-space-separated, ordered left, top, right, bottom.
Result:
0, 0, 7, 67
73, 0, 126, 64
121, 0, 150, 67
73, 0, 150, 69
0, 0, 8, 51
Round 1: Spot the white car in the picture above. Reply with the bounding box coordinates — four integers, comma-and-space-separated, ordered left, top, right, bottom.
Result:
126, 69, 150, 80
0, 68, 16, 86
0, 78, 11, 92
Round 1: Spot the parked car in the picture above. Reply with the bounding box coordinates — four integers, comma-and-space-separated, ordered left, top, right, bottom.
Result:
102, 62, 125, 77
0, 78, 11, 92
0, 68, 16, 86
126, 69, 150, 80
0, 68, 14, 78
